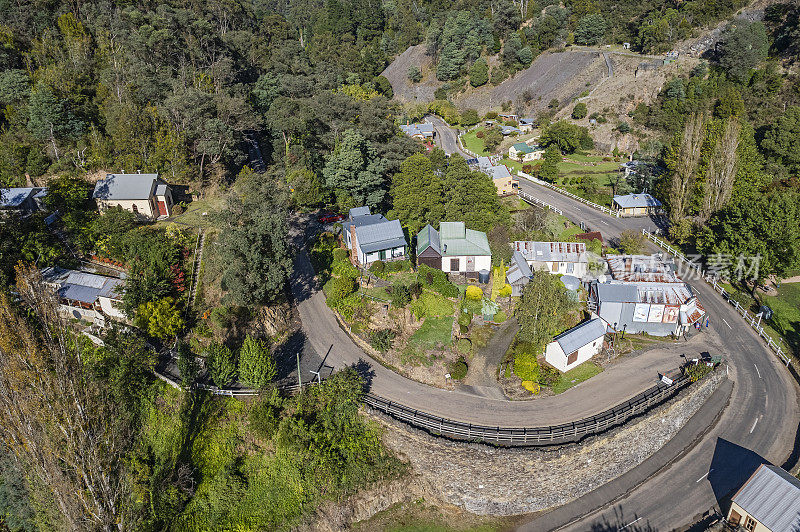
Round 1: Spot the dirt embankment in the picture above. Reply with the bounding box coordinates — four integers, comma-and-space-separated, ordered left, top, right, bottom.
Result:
381, 44, 437, 103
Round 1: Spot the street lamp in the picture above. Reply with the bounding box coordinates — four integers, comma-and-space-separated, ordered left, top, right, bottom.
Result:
622, 324, 627, 339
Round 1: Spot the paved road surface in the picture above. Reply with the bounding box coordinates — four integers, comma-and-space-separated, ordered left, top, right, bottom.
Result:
289, 158, 799, 529
425, 114, 473, 158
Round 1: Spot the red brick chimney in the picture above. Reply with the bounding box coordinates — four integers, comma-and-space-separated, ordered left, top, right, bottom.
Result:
350, 225, 358, 265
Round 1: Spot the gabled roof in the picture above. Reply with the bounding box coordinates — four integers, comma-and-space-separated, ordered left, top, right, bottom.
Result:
732, 464, 800, 532
487, 165, 512, 180
439, 222, 491, 256
507, 250, 532, 284
0, 187, 44, 208
553, 319, 606, 355
417, 224, 441, 256
612, 193, 662, 209
41, 267, 124, 304
514, 241, 587, 263
511, 142, 534, 154
353, 219, 407, 253
500, 125, 522, 135
519, 118, 535, 125
400, 123, 435, 137
349, 206, 371, 218
93, 174, 161, 201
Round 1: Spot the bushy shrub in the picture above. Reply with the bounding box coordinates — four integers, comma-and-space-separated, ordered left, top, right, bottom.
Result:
459, 324, 469, 334
485, 111, 498, 120
238, 335, 276, 389
328, 275, 357, 304
522, 380, 540, 394
249, 389, 283, 439
457, 309, 473, 328
417, 264, 458, 298
332, 258, 358, 278
408, 282, 423, 299
449, 357, 468, 380
686, 363, 712, 382
513, 342, 541, 382
494, 310, 507, 323
206, 342, 236, 387
476, 130, 485, 138
370, 260, 385, 274
390, 284, 411, 307
370, 329, 396, 353
465, 285, 483, 300
537, 365, 561, 387
335, 292, 367, 321
410, 291, 455, 319
455, 338, 472, 355
522, 164, 532, 173
332, 247, 349, 262
498, 284, 513, 298
385, 259, 410, 273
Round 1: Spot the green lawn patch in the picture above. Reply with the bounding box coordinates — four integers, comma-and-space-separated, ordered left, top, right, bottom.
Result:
762, 283, 800, 358
550, 361, 602, 394
408, 317, 454, 350
411, 291, 455, 318
461, 128, 488, 155
499, 158, 523, 173
158, 196, 224, 229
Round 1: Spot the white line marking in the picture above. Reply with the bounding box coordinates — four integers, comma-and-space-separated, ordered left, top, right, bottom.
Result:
598, 220, 609, 225
750, 418, 759, 434
696, 469, 713, 482
620, 517, 643, 530
754, 364, 761, 379
722, 318, 732, 329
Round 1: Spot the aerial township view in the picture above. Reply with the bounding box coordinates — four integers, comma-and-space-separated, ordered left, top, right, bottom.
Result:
1, 1, 800, 531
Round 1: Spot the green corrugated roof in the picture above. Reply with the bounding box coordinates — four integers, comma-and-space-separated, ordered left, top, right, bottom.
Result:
416, 224, 440, 255
418, 222, 491, 257
512, 142, 534, 153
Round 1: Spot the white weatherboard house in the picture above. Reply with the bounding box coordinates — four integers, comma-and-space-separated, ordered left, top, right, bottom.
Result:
416, 222, 491, 279
93, 173, 174, 220
513, 241, 588, 277
341, 206, 407, 266
727, 463, 800, 531
508, 142, 542, 162
41, 267, 126, 325
545, 318, 606, 372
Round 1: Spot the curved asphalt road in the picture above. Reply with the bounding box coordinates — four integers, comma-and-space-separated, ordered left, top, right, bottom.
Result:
292, 175, 799, 529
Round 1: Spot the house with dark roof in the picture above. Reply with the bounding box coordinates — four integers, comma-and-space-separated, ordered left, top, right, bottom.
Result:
545, 318, 606, 372
506, 251, 533, 296
0, 187, 47, 215
727, 464, 800, 531
612, 193, 662, 216
513, 241, 588, 277
92, 173, 174, 220
518, 118, 535, 133
341, 206, 407, 266
41, 267, 126, 325
416, 222, 491, 278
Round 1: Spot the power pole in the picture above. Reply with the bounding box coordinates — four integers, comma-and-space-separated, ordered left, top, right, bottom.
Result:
296, 352, 302, 389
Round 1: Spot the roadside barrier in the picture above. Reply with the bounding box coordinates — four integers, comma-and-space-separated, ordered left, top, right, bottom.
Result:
519, 190, 563, 215
363, 374, 695, 446
516, 171, 621, 217
641, 229, 791, 366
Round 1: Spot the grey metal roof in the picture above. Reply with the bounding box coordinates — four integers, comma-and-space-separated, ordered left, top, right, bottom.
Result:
612, 193, 662, 209
519, 118, 535, 125
154, 183, 169, 195
487, 165, 512, 180
93, 173, 159, 200
0, 187, 39, 208
355, 219, 407, 252
501, 125, 522, 135
595, 282, 640, 303
507, 251, 532, 284
732, 464, 800, 532
342, 214, 388, 234
400, 123, 435, 137
42, 266, 123, 303
554, 319, 606, 355
349, 206, 371, 218
514, 241, 587, 264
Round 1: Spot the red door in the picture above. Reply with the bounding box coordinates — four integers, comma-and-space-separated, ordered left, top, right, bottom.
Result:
157, 200, 168, 216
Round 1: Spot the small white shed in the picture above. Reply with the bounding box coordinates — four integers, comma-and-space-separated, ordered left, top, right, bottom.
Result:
545, 318, 606, 372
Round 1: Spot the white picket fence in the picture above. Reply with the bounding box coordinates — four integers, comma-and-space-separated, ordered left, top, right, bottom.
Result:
641, 229, 791, 366
457, 133, 479, 158
518, 191, 563, 215
516, 171, 621, 218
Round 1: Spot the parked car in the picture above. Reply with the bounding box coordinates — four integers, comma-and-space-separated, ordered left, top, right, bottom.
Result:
318, 213, 345, 224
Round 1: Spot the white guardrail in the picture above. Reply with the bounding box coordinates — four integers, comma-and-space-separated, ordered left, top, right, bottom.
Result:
641, 229, 791, 366
519, 191, 563, 215
516, 171, 621, 218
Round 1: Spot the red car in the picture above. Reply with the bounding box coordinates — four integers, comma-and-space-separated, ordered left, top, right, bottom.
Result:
318, 213, 346, 224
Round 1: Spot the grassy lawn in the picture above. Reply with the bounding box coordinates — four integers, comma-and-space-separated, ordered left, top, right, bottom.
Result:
461, 128, 488, 156
411, 291, 456, 318
761, 283, 800, 358
499, 158, 523, 173
551, 361, 603, 394
408, 317, 454, 350
158, 196, 224, 229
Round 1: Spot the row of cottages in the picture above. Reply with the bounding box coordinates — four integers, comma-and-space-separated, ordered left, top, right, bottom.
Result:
589, 254, 706, 336
41, 267, 126, 326
513, 241, 589, 277
508, 142, 544, 162
545, 318, 606, 372
727, 463, 800, 531
342, 207, 407, 266
611, 193, 662, 217
93, 173, 175, 221
400, 123, 435, 140
416, 222, 491, 278
0, 187, 48, 216
475, 157, 515, 195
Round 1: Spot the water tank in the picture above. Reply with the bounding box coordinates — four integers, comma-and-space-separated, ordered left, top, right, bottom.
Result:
598, 274, 607, 284
561, 275, 580, 291
478, 269, 490, 284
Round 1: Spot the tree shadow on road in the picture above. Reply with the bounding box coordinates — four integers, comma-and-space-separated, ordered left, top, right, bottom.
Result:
587, 506, 657, 531
351, 358, 375, 391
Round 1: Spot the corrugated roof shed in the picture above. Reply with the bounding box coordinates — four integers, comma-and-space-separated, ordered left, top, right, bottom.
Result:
487, 165, 512, 180
42, 267, 124, 303
417, 224, 441, 256
554, 319, 606, 355
612, 193, 662, 209
732, 464, 800, 532
93, 174, 159, 200
595, 281, 693, 305
595, 282, 639, 303
507, 251, 532, 284
607, 254, 680, 283
400, 123, 434, 137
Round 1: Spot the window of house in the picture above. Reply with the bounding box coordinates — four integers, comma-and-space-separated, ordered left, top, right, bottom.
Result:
567, 262, 574, 274
567, 351, 578, 365
743, 517, 756, 531
132, 204, 138, 214
450, 258, 460, 271
550, 262, 557, 272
